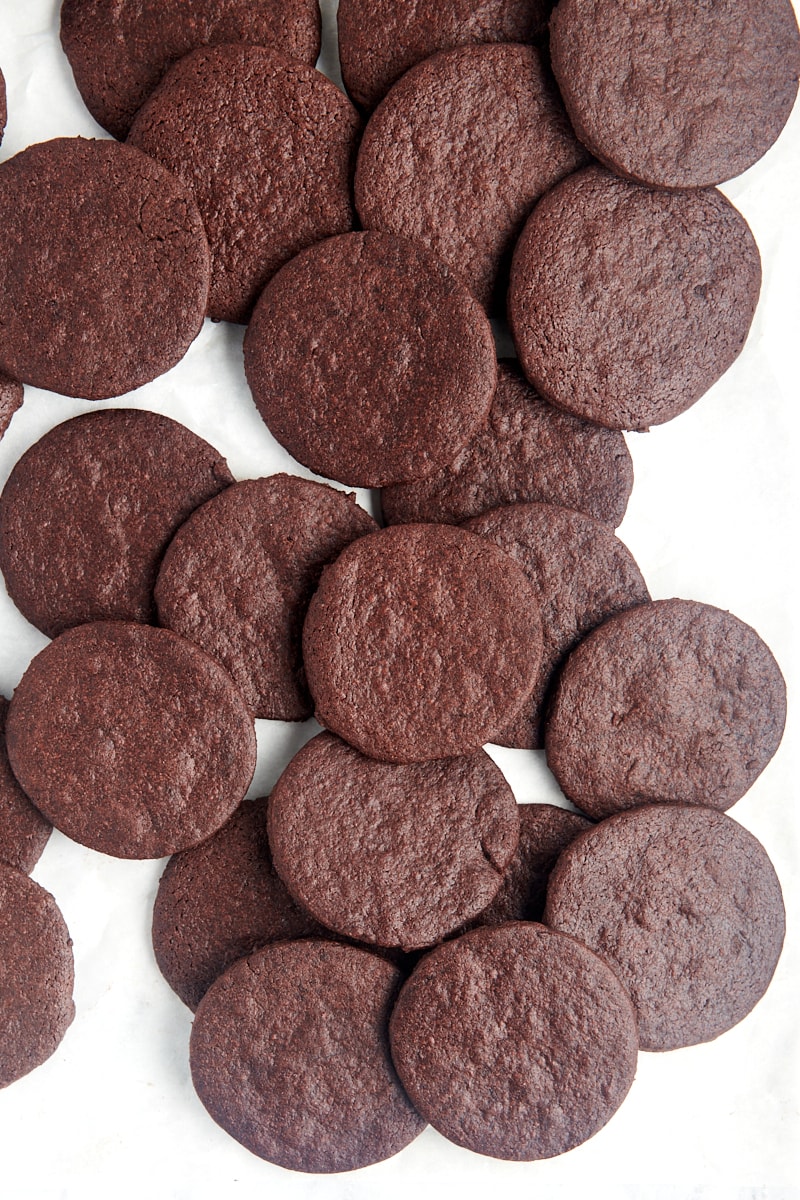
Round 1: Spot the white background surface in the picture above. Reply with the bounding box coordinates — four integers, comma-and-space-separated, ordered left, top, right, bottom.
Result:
0, 1, 798, 1196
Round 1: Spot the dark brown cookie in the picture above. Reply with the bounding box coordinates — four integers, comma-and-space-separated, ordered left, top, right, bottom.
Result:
0, 370, 23, 441
545, 599, 786, 819
545, 805, 786, 1050
509, 166, 762, 431
355, 44, 589, 309
60, 0, 321, 140
128, 44, 360, 324
0, 864, 74, 1089
155, 475, 376, 720
303, 524, 542, 762
152, 796, 325, 1011
0, 697, 51, 873
390, 922, 638, 1159
381, 362, 634, 529
338, 0, 552, 111
0, 409, 232, 639
464, 502, 650, 748
550, 0, 800, 189
268, 733, 519, 950
470, 803, 593, 927
244, 231, 496, 488
190, 940, 426, 1172
0, 138, 210, 399
7, 622, 256, 860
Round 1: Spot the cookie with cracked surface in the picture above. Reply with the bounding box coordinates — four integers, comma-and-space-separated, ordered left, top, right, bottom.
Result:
0, 409, 233, 639
0, 864, 75, 1089
244, 232, 496, 487
550, 0, 800, 189
544, 805, 786, 1050
0, 697, 51, 874
268, 733, 519, 950
509, 166, 761, 431
469, 803, 593, 927
390, 922, 638, 1160
0, 138, 210, 399
338, 0, 552, 111
545, 599, 786, 819
464, 502, 650, 748
60, 0, 321, 140
355, 43, 589, 310
381, 362, 634, 529
128, 44, 360, 323
155, 475, 376, 720
0, 371, 23, 441
302, 524, 542, 762
152, 796, 326, 1011
190, 940, 426, 1172
7, 622, 256, 860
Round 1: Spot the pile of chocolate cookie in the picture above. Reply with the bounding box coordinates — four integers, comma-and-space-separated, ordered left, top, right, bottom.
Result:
0, 0, 796, 1179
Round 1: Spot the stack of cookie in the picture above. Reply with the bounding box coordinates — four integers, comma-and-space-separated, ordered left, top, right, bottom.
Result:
0, 0, 796, 1183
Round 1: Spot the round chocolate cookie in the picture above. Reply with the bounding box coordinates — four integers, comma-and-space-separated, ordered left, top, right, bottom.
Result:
0, 138, 210, 399
0, 370, 23, 442
0, 409, 233, 639
244, 232, 496, 487
268, 733, 519, 949
390, 922, 638, 1159
545, 805, 786, 1051
153, 796, 325, 1011
303, 524, 542, 762
355, 44, 589, 309
128, 44, 360, 324
464, 502, 650, 748
60, 0, 321, 140
7, 622, 256, 860
545, 599, 786, 819
190, 940, 426, 1172
381, 362, 634, 529
0, 697, 51, 873
509, 166, 762, 431
0, 864, 74, 1089
550, 0, 800, 189
338, 0, 552, 111
471, 803, 593, 927
155, 475, 376, 720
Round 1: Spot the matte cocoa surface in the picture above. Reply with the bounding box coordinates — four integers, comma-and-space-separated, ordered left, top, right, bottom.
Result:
545, 599, 786, 818
550, 0, 800, 188
382, 362, 633, 529
464, 502, 649, 748
545, 806, 786, 1050
0, 138, 210, 399
268, 733, 519, 949
244, 231, 496, 487
0, 698, 51, 874
128, 44, 360, 323
153, 797, 325, 1011
0, 409, 233, 638
303, 524, 542, 762
470, 804, 593, 927
338, 0, 552, 110
390, 923, 638, 1159
0, 864, 75, 1089
509, 167, 762, 431
7, 622, 256, 860
190, 940, 425, 1172
0, 371, 23, 442
61, 0, 321, 139
155, 475, 377, 720
355, 43, 589, 309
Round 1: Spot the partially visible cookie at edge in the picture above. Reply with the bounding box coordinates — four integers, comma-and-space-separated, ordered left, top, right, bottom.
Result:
0, 697, 51, 873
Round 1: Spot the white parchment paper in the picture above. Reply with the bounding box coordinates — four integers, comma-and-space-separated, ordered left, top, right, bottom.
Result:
0, 1, 798, 1196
